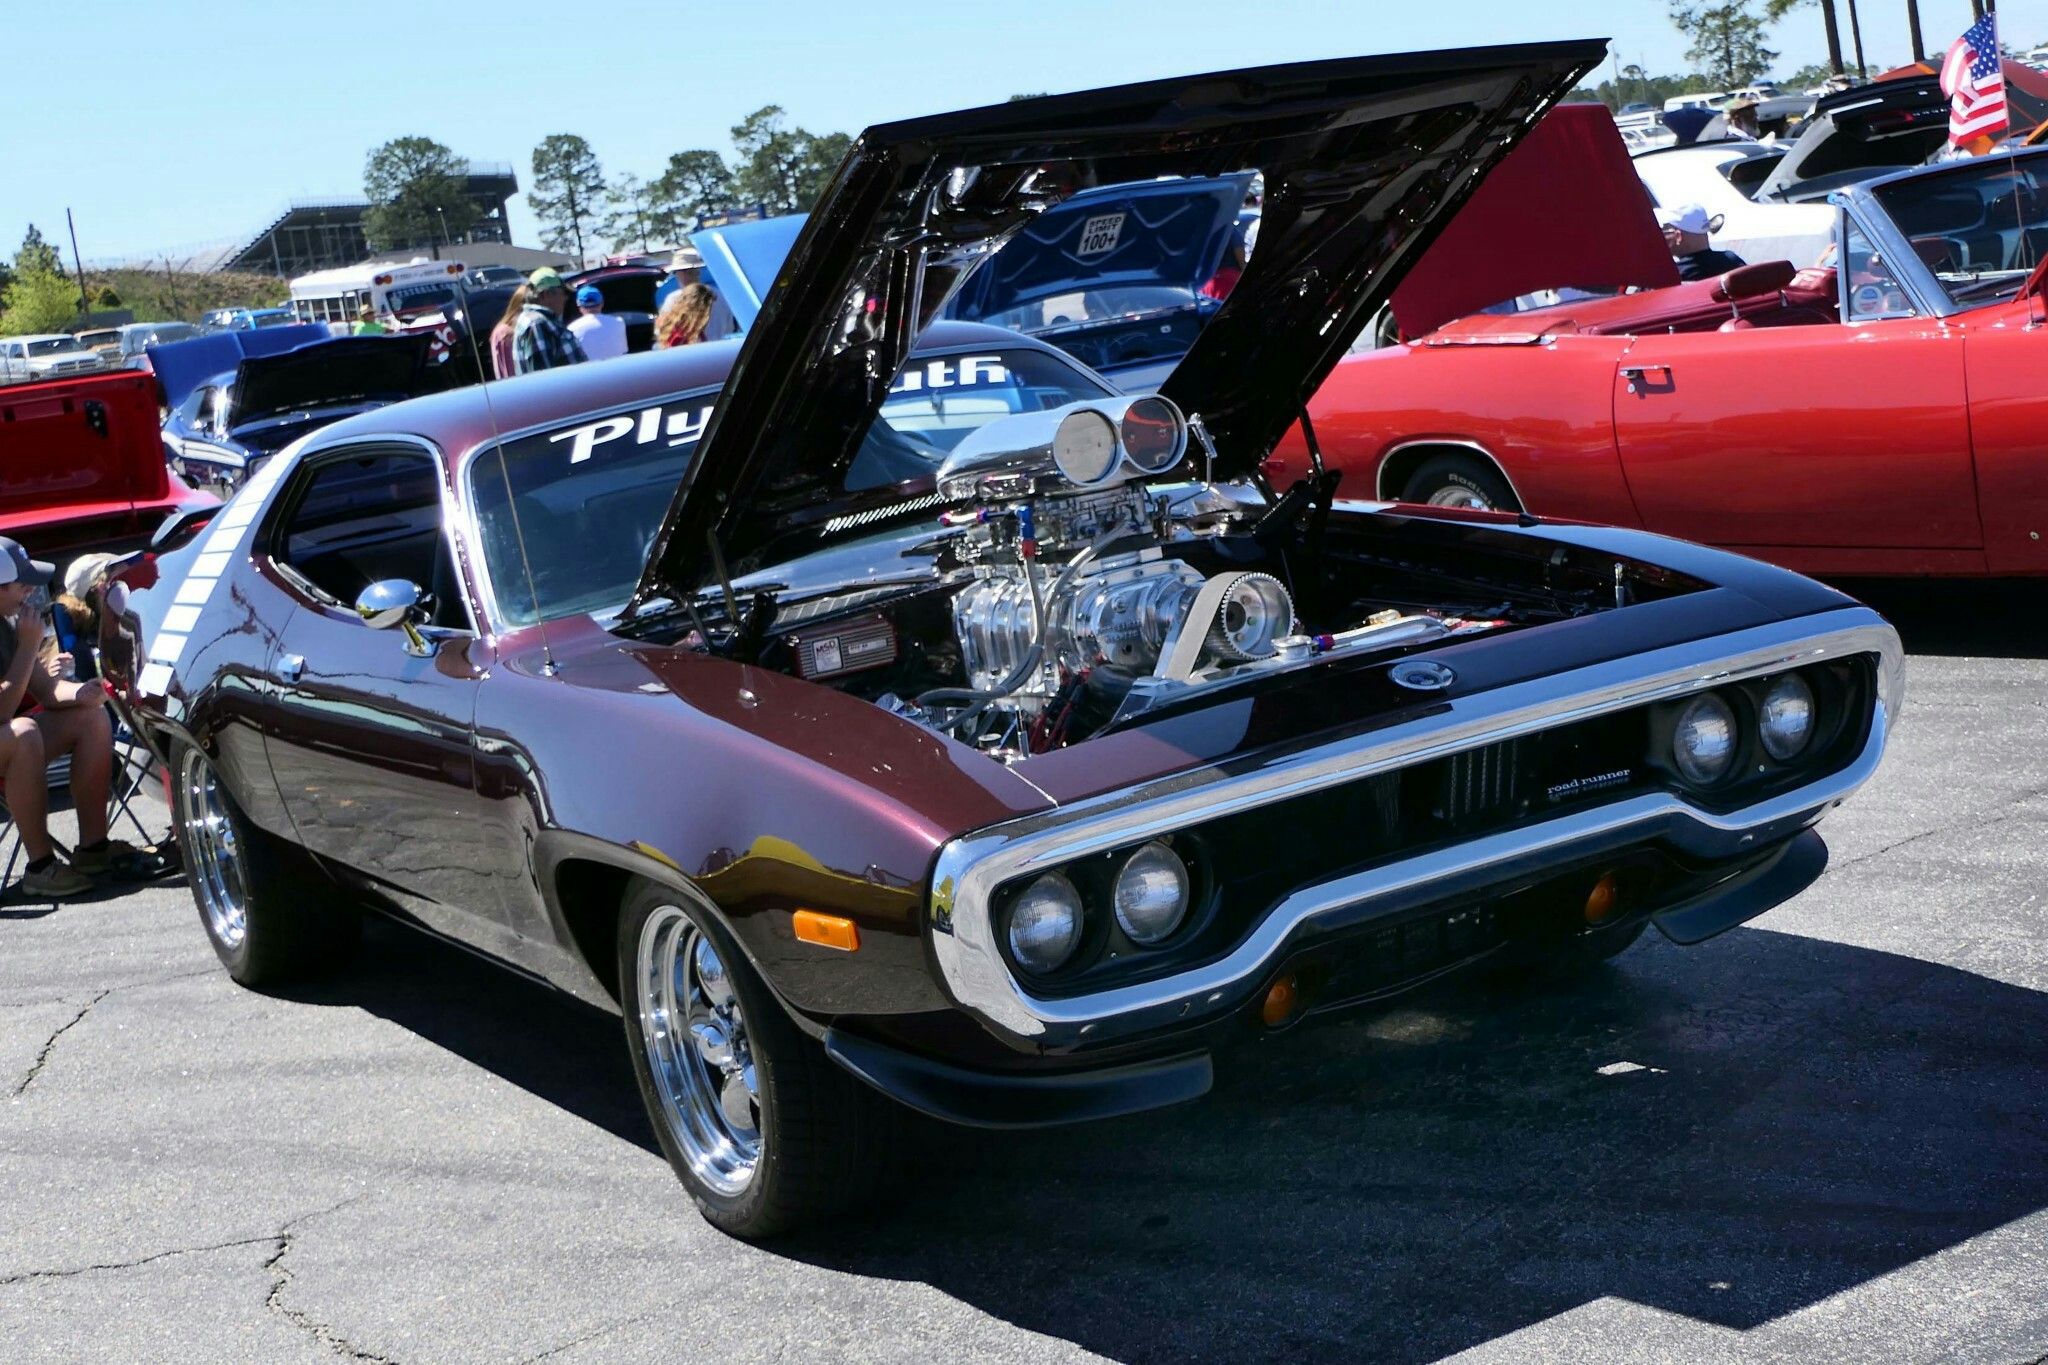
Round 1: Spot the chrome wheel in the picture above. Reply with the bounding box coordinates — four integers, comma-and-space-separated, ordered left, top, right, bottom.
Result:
1424, 481, 1495, 511
637, 906, 760, 1197
178, 749, 248, 949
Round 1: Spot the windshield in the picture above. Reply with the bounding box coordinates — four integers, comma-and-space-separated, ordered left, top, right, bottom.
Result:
1873, 159, 2048, 307
27, 337, 84, 356
386, 283, 457, 315
469, 347, 1109, 625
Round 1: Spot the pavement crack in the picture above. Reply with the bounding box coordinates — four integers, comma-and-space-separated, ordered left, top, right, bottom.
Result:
517, 1313, 654, 1363
1829, 789, 2048, 876
0, 1233, 277, 1286
12, 989, 111, 1097
263, 1198, 396, 1364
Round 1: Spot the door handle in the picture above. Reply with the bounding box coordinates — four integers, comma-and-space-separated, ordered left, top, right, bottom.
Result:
1621, 365, 1673, 395
278, 653, 305, 684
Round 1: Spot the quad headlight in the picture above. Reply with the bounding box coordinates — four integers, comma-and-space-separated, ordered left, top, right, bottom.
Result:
1672, 692, 1738, 784
1113, 841, 1191, 944
1759, 672, 1816, 761
1007, 872, 1084, 972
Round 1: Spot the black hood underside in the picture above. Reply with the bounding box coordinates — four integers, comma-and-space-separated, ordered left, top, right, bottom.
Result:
635, 40, 1604, 607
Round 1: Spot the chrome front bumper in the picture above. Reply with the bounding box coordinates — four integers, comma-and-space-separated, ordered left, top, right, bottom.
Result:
928, 608, 1903, 1050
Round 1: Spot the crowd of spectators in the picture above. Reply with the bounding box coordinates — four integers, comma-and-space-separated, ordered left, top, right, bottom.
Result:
488, 246, 739, 379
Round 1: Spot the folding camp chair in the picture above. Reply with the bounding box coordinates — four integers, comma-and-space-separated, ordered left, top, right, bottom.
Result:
0, 704, 160, 894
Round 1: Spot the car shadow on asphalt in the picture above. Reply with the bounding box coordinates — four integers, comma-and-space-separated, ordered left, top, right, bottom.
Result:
1830, 578, 2048, 658
293, 915, 2048, 1362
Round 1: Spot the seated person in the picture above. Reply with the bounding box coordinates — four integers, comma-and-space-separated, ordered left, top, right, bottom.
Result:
0, 538, 141, 898
1659, 203, 1747, 282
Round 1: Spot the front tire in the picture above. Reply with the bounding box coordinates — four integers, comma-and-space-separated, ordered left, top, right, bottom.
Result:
1398, 452, 1519, 512
171, 742, 358, 986
618, 882, 895, 1238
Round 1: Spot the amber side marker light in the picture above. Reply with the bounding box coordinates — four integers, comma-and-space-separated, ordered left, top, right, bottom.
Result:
1261, 973, 1300, 1027
1584, 873, 1622, 925
793, 910, 860, 952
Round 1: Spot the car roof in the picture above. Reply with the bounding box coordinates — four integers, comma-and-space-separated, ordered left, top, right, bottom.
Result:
1857, 144, 2048, 194
297, 319, 1073, 467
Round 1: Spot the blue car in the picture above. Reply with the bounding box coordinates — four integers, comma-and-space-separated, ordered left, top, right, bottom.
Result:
199, 306, 303, 333
692, 174, 1253, 391
152, 327, 437, 496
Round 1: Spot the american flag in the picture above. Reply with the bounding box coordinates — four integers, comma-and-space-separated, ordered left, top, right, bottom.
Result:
1940, 14, 2008, 146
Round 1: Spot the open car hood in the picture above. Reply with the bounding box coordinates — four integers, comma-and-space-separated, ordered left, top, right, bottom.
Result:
230, 335, 435, 427
1755, 73, 1949, 201
633, 41, 1604, 605
695, 214, 811, 332
147, 324, 330, 413
1390, 103, 1676, 338
944, 173, 1253, 323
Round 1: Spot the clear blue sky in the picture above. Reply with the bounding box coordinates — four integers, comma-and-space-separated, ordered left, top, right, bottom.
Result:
2, 0, 2040, 264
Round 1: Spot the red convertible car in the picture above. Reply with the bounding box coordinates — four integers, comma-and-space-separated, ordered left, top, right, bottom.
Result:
1278, 147, 2048, 579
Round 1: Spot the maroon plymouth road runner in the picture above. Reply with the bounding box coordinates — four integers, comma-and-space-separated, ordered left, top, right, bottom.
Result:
105, 45, 1899, 1236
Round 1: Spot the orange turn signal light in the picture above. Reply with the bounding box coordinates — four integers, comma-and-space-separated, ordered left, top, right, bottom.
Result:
1584, 873, 1622, 925
1261, 973, 1299, 1027
793, 910, 860, 952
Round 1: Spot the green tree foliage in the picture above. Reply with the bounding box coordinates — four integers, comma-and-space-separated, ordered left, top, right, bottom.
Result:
603, 174, 665, 254
529, 134, 607, 262
654, 149, 738, 231
92, 284, 121, 308
16, 225, 62, 277
1668, 1, 1780, 88
1570, 69, 1725, 110
0, 263, 83, 336
363, 137, 480, 252
731, 107, 849, 215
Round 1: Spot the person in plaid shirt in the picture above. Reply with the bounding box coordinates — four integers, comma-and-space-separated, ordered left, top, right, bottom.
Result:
512, 268, 589, 374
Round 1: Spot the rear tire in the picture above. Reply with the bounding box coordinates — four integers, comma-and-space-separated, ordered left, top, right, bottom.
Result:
617, 881, 897, 1239
171, 742, 358, 987
1398, 453, 1519, 512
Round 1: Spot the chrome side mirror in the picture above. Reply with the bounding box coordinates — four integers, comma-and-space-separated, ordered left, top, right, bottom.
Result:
355, 579, 432, 656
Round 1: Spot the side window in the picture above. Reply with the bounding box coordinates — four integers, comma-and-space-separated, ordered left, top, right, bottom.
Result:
1842, 218, 1914, 322
270, 449, 468, 629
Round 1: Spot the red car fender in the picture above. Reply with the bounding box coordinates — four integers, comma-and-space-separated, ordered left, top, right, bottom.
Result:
1281, 341, 1646, 529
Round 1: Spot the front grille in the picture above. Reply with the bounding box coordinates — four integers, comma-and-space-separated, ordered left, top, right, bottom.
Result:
1436, 738, 1523, 823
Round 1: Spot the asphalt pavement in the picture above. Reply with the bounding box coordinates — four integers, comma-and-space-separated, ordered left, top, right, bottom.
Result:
2, 579, 2045, 1364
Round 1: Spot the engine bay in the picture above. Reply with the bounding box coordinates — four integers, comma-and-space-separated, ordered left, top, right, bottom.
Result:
640, 395, 1703, 763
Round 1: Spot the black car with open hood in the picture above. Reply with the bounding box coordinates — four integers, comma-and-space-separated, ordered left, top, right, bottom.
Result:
634, 41, 1609, 604
110, 44, 1899, 1239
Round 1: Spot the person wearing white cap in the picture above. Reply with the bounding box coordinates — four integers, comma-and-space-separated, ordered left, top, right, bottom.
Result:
654, 244, 736, 340
0, 537, 139, 898
1657, 203, 1747, 282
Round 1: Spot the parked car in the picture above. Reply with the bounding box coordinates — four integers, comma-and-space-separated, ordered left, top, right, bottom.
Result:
465, 265, 527, 289
153, 330, 436, 496
563, 265, 663, 352
108, 45, 1899, 1238
0, 370, 216, 564
80, 321, 204, 371
1277, 145, 2048, 580
693, 175, 1250, 391
1633, 142, 1836, 266
198, 306, 300, 332
0, 333, 105, 383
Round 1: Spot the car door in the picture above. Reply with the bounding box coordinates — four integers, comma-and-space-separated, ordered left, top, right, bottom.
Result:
256, 441, 499, 938
1610, 217, 1978, 559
